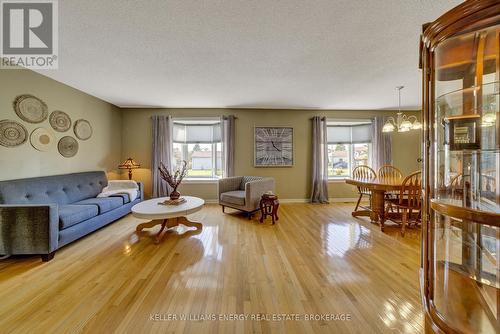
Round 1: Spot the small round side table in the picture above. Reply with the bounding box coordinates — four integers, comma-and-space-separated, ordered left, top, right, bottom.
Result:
259, 194, 279, 224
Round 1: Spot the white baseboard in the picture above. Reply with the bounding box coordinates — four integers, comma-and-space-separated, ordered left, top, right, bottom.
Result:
206, 199, 310, 204
279, 199, 310, 203
204, 199, 219, 204
203, 198, 363, 204
280, 198, 363, 203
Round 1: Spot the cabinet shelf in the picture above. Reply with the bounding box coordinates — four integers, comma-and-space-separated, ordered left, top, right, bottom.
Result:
436, 82, 500, 102
431, 199, 500, 227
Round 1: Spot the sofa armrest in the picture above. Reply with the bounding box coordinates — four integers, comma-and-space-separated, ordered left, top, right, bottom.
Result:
137, 181, 145, 200
0, 204, 59, 256
218, 177, 243, 199
245, 178, 275, 210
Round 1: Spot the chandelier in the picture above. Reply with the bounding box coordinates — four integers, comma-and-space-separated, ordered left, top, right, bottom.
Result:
382, 86, 422, 132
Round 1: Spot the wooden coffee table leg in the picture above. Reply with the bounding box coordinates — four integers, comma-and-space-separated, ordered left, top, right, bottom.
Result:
136, 219, 164, 232
154, 219, 168, 244
136, 216, 202, 243
177, 216, 203, 230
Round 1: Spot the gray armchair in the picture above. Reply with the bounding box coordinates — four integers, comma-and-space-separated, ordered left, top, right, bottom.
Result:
218, 176, 275, 218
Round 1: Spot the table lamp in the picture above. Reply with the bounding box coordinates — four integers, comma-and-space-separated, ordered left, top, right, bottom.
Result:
118, 157, 140, 180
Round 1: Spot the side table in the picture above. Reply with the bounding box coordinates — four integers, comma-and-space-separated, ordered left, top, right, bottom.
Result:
259, 194, 279, 224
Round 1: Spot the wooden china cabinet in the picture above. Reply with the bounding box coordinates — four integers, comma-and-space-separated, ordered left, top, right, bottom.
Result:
420, 1, 500, 333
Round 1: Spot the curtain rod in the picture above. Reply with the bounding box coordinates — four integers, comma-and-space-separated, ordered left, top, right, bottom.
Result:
151, 115, 238, 119
328, 124, 371, 127
309, 116, 374, 121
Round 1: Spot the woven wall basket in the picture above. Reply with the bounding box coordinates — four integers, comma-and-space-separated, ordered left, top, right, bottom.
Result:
0, 120, 28, 147
13, 95, 48, 123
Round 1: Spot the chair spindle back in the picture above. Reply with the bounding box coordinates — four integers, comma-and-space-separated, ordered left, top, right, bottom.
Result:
377, 165, 403, 181
352, 166, 376, 195
400, 171, 422, 208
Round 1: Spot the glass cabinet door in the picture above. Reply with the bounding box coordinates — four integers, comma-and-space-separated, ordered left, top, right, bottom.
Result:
431, 24, 500, 333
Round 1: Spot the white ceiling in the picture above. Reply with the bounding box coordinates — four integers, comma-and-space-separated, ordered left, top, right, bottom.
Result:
37, 0, 463, 110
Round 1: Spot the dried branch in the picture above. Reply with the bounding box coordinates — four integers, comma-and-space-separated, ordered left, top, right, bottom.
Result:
158, 160, 187, 189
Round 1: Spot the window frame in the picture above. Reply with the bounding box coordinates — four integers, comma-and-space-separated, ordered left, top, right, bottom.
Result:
172, 118, 222, 181
327, 119, 372, 180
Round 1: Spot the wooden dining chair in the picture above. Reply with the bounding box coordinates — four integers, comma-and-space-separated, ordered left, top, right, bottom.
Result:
377, 165, 403, 180
385, 171, 422, 236
378, 165, 403, 200
352, 165, 376, 211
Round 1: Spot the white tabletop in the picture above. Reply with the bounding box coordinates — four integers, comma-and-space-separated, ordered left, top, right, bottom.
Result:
131, 196, 205, 220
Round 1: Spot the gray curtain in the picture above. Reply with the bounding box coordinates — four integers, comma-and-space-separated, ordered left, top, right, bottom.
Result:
221, 115, 235, 177
151, 115, 173, 198
371, 116, 392, 172
311, 116, 329, 203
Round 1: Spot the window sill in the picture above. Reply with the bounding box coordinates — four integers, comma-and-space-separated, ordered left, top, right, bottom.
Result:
328, 178, 349, 183
182, 178, 220, 184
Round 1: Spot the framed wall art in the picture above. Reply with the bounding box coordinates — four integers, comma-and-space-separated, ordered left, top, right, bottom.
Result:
254, 126, 293, 167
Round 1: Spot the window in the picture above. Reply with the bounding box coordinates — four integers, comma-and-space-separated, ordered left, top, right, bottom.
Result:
327, 120, 372, 179
172, 118, 222, 179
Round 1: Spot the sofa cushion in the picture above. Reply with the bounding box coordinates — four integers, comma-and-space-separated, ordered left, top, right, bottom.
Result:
59, 205, 99, 229
220, 190, 246, 206
109, 193, 131, 204
73, 197, 123, 214
239, 176, 263, 190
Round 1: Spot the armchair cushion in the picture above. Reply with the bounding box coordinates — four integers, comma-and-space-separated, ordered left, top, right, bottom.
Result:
218, 176, 243, 194
59, 204, 99, 229
220, 190, 246, 206
239, 176, 264, 190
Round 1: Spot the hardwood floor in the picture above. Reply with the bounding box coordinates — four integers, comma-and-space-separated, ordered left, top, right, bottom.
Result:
0, 203, 422, 334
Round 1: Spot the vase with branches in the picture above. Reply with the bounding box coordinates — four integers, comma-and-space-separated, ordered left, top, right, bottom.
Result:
158, 160, 188, 200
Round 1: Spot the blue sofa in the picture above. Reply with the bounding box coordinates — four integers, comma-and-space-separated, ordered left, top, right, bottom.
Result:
0, 171, 143, 261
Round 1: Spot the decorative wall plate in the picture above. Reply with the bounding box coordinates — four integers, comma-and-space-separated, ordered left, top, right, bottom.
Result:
49, 110, 72, 132
30, 127, 55, 152
58, 136, 79, 158
13, 94, 48, 123
74, 119, 92, 140
0, 120, 28, 147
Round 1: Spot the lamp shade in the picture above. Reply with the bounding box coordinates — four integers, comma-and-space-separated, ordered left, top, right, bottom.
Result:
412, 120, 423, 129
382, 122, 395, 133
118, 157, 140, 169
400, 120, 413, 131
483, 112, 497, 124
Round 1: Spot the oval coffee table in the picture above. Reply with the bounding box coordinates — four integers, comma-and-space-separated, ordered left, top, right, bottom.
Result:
132, 196, 204, 243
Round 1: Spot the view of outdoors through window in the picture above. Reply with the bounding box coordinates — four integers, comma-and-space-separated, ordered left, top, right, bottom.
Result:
173, 142, 222, 178
328, 143, 370, 178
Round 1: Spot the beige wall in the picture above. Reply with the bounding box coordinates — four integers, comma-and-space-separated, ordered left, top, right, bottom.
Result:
0, 70, 421, 200
122, 108, 421, 201
0, 70, 122, 181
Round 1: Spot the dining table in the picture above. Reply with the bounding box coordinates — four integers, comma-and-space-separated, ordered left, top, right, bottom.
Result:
345, 176, 404, 231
